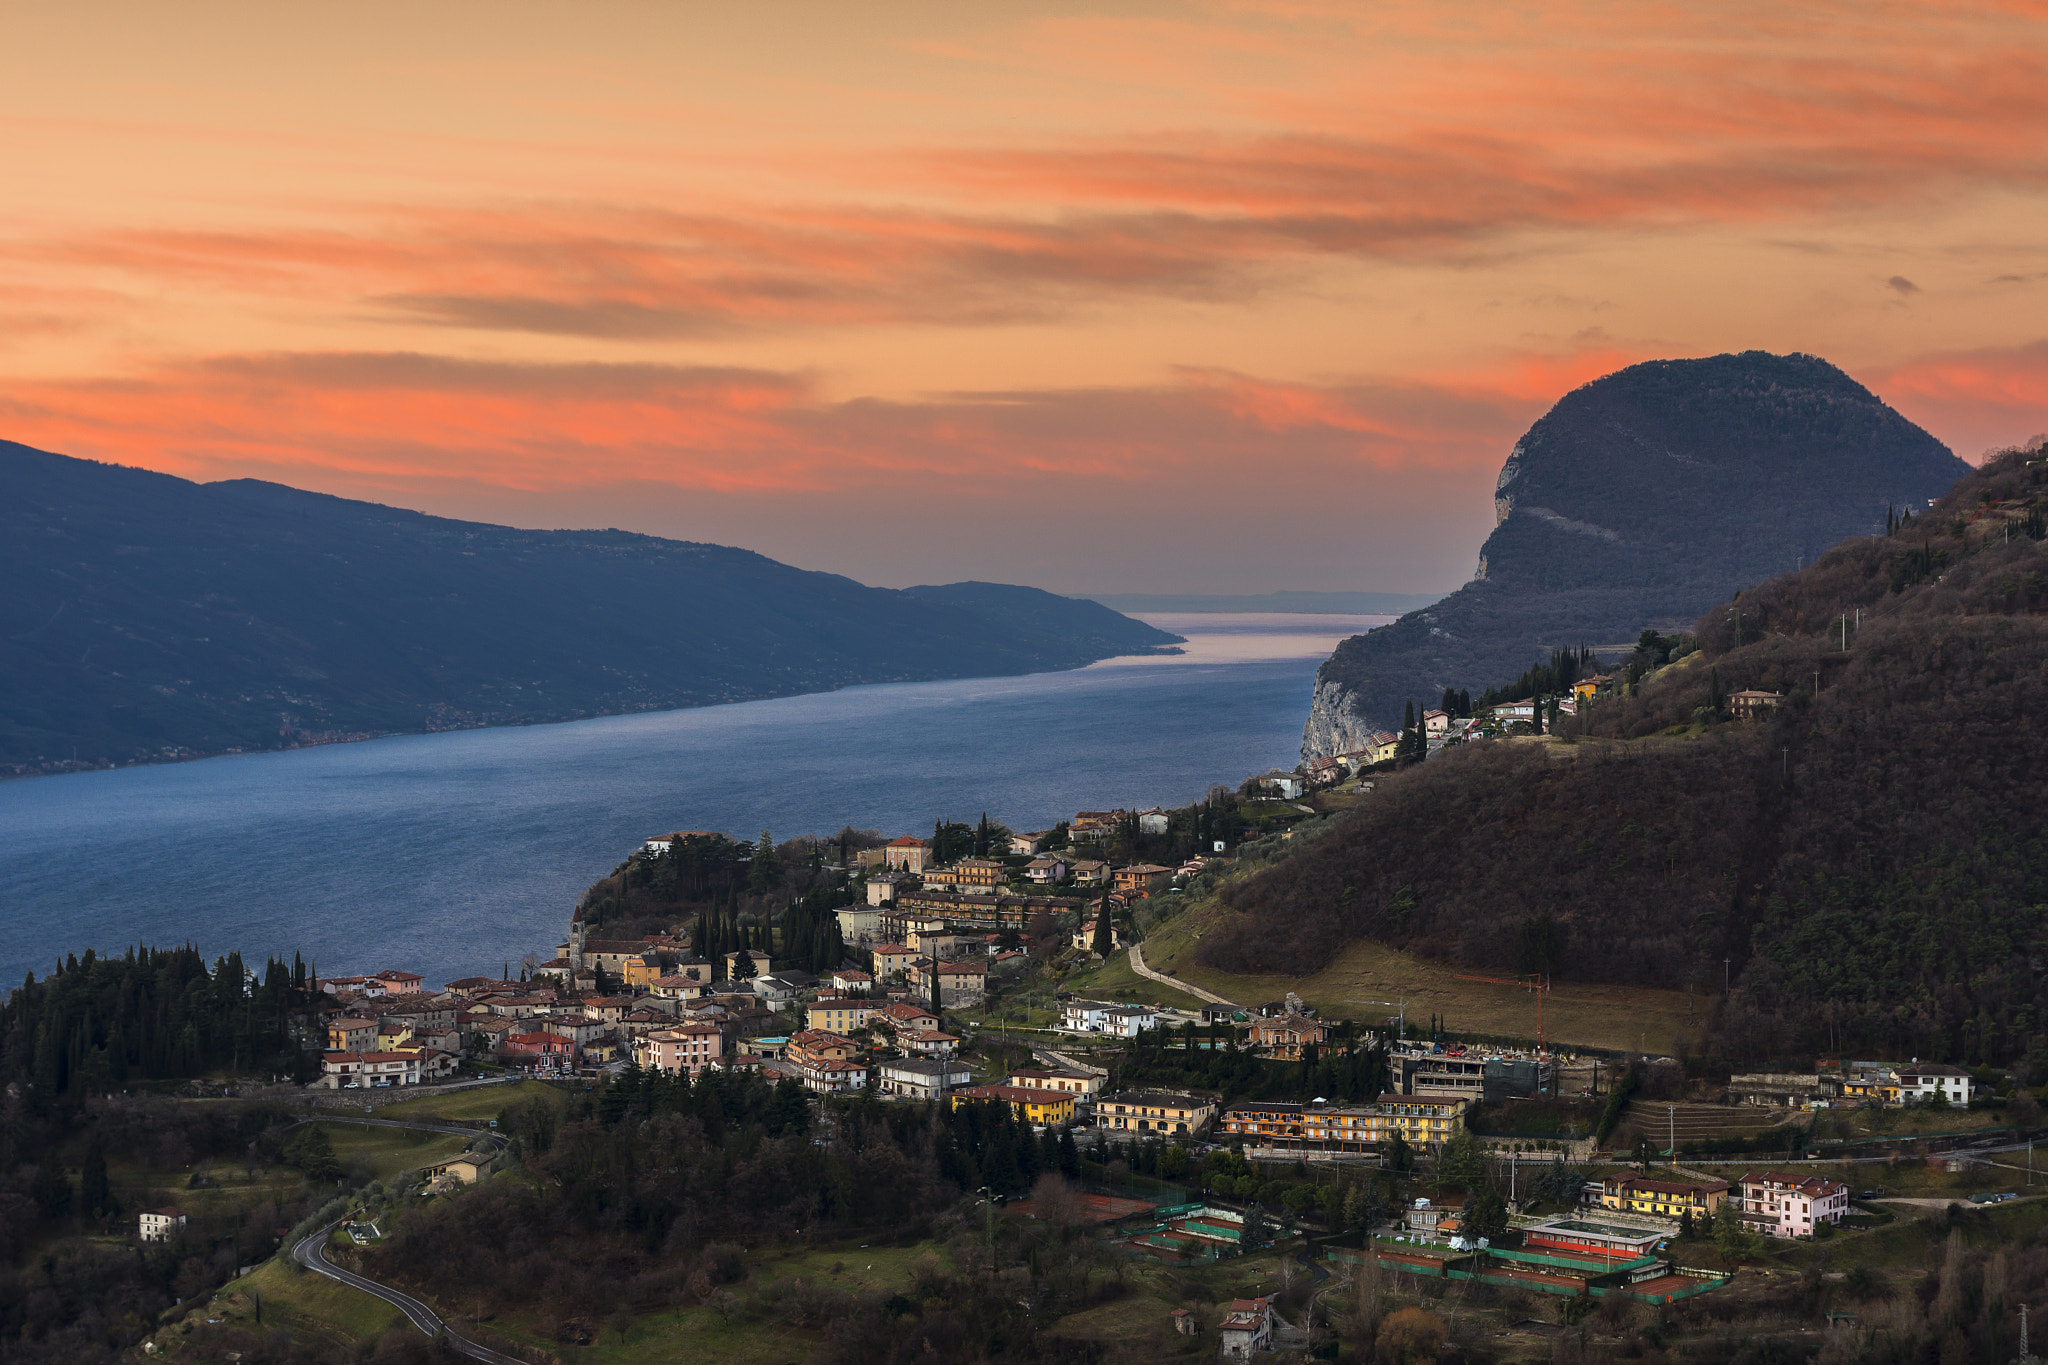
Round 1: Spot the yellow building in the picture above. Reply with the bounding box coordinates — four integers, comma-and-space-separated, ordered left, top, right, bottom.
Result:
621, 955, 659, 988
924, 858, 1006, 890
806, 998, 876, 1034
1097, 1090, 1216, 1136
1600, 1175, 1728, 1219
952, 1084, 1076, 1126
1220, 1095, 1468, 1152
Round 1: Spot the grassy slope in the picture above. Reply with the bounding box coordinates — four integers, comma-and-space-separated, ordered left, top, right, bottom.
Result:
374, 1078, 566, 1122
317, 1124, 472, 1182
1059, 948, 1216, 1014
1140, 896, 1694, 1055
176, 1258, 406, 1357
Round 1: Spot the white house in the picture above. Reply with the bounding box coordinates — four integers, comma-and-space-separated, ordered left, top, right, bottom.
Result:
878, 1056, 972, 1100
1734, 1171, 1851, 1239
1255, 771, 1304, 799
1062, 999, 1158, 1037
1896, 1063, 1972, 1105
752, 975, 808, 1009
315, 1049, 424, 1088
138, 1207, 187, 1242
1137, 808, 1169, 835
835, 905, 888, 943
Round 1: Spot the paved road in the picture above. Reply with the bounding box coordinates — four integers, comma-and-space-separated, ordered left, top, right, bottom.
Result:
1129, 942, 1236, 1008
282, 1113, 508, 1146
292, 1221, 525, 1364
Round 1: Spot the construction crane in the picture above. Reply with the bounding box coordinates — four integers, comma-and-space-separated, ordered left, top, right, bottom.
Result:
1452, 972, 1549, 1057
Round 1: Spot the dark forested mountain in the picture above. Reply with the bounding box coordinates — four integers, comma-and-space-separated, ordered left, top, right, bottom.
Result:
0, 442, 1180, 774
1205, 440, 2048, 1069
1302, 352, 1967, 755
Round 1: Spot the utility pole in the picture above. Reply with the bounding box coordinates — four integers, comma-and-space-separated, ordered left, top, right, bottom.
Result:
1724, 957, 1731, 995
977, 1185, 996, 1278
1668, 1104, 1676, 1160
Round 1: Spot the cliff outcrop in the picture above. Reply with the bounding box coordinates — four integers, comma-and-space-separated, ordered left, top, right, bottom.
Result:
1302, 351, 1967, 755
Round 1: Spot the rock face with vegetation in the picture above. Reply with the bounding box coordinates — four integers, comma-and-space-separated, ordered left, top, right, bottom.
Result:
1219, 439, 2048, 1070
0, 441, 1181, 773
1303, 352, 1968, 755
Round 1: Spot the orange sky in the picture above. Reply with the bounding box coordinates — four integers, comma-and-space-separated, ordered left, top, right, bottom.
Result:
3, 0, 2045, 593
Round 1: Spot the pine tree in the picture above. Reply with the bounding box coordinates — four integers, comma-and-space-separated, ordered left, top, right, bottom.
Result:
1092, 897, 1116, 958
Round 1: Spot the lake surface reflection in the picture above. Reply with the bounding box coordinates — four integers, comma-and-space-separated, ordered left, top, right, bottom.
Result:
0, 613, 1385, 986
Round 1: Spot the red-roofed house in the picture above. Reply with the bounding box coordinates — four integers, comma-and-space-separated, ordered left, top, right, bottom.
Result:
501, 1032, 575, 1061
1218, 1298, 1274, 1358
881, 837, 930, 873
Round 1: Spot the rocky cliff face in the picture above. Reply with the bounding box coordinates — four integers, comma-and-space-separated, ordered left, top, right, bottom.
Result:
1302, 351, 1968, 757
1302, 677, 1379, 759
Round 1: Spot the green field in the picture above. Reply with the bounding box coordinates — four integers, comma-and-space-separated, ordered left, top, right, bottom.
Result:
317, 1123, 472, 1181
375, 1079, 566, 1123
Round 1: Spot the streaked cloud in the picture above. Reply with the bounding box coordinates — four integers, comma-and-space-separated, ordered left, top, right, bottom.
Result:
0, 0, 2043, 589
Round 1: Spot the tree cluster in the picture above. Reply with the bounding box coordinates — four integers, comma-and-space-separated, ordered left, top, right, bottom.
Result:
0, 945, 312, 1130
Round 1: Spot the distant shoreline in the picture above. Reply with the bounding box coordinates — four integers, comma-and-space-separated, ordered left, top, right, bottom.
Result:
0, 647, 1190, 784
1086, 590, 1445, 615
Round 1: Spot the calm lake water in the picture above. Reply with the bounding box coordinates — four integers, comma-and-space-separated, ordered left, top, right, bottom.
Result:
0, 613, 1384, 988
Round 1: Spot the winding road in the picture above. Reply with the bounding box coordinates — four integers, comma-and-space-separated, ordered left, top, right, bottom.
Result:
291, 1220, 524, 1364
281, 1111, 522, 1362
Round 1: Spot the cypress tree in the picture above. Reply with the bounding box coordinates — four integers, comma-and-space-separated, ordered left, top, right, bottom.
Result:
1092, 896, 1115, 958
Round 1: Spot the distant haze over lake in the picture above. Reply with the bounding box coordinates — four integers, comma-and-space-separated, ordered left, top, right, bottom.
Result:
0, 614, 1385, 990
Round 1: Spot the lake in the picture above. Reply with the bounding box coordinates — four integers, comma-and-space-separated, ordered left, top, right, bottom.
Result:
0, 613, 1383, 988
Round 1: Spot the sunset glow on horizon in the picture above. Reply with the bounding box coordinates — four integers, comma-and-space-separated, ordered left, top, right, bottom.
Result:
4, 0, 2047, 593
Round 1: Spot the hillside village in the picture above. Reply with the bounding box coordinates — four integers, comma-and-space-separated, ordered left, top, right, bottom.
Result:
281, 770, 2047, 1359
17, 448, 2048, 1364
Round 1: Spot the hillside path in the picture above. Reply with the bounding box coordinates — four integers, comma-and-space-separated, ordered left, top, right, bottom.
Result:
1129, 942, 1237, 1008
293, 1221, 523, 1364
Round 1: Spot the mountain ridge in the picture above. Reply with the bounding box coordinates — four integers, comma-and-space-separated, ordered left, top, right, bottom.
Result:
0, 441, 1182, 775
1205, 437, 2048, 1067
1302, 351, 1969, 756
